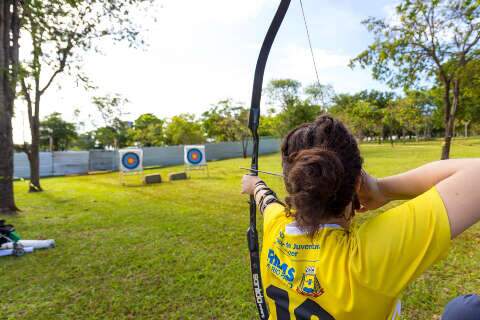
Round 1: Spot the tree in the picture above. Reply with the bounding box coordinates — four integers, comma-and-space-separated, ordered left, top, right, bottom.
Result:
94, 119, 130, 150
39, 112, 78, 151
330, 90, 396, 142
164, 114, 205, 146
92, 94, 128, 127
349, 99, 384, 141
266, 79, 321, 135
0, 0, 20, 214
266, 79, 302, 107
129, 113, 165, 147
202, 100, 250, 157
352, 0, 480, 159
304, 83, 335, 108
72, 131, 96, 150
276, 100, 321, 136
258, 108, 280, 137
454, 59, 480, 136
396, 91, 431, 141
19, 0, 149, 192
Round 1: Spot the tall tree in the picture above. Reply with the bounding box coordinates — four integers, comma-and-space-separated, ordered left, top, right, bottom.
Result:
40, 112, 78, 151
266, 79, 302, 107
352, 0, 480, 159
0, 0, 20, 214
454, 59, 480, 136
73, 131, 96, 150
129, 113, 165, 147
396, 91, 432, 140
266, 79, 321, 135
202, 100, 250, 157
95, 119, 130, 150
304, 83, 335, 108
19, 0, 149, 192
164, 114, 205, 146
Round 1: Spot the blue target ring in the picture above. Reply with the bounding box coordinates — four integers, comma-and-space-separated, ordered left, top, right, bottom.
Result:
186, 148, 203, 165
121, 152, 141, 170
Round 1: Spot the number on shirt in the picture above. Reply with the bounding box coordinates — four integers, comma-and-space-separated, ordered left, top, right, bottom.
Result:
266, 285, 335, 320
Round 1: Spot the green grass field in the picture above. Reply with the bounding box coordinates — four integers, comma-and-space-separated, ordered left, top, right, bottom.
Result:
1, 139, 480, 319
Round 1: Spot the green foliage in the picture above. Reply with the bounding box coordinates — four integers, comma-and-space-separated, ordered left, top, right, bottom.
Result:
351, 0, 480, 157
265, 79, 323, 136
266, 79, 302, 107
276, 99, 321, 136
202, 100, 249, 142
72, 132, 96, 150
94, 119, 130, 149
20, 0, 151, 86
3, 140, 480, 319
258, 108, 280, 137
351, 0, 480, 88
164, 114, 205, 146
304, 83, 335, 107
39, 112, 78, 151
331, 90, 395, 139
456, 60, 480, 125
129, 113, 165, 147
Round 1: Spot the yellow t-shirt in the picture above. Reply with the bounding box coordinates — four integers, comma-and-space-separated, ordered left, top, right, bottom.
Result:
260, 187, 451, 320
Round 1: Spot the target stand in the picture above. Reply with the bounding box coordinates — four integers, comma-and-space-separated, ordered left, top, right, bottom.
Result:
119, 149, 144, 186
184, 145, 209, 177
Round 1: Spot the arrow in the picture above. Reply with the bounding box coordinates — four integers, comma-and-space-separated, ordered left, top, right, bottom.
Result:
240, 167, 284, 177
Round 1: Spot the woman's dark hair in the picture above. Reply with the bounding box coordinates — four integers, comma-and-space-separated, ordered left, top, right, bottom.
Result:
281, 115, 363, 235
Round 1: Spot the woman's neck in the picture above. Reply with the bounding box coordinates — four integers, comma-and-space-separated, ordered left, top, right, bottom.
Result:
322, 203, 354, 229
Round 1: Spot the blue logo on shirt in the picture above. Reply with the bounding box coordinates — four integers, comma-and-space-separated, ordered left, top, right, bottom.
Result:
267, 249, 295, 284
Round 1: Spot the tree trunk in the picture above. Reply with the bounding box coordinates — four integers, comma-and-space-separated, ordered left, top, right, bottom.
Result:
0, 0, 20, 214
441, 79, 459, 160
464, 121, 470, 138
27, 119, 42, 192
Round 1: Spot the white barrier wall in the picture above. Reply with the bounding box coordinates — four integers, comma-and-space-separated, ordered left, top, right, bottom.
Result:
14, 152, 54, 178
13, 138, 281, 179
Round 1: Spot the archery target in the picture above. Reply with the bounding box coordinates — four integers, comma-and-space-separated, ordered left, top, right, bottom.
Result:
119, 149, 143, 172
184, 145, 206, 166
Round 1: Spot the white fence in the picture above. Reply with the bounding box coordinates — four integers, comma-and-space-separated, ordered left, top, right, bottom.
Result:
14, 138, 281, 179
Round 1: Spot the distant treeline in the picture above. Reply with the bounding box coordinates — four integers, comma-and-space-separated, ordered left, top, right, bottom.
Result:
34, 76, 480, 154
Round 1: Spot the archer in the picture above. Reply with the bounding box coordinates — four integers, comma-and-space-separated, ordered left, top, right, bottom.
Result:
242, 115, 480, 320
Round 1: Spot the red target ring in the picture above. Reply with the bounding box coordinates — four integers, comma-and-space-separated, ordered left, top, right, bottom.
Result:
186, 148, 203, 165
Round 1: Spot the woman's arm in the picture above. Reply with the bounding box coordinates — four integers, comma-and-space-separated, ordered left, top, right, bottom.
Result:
241, 175, 282, 213
362, 159, 480, 238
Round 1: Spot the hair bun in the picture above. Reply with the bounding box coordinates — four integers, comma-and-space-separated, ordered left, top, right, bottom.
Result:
286, 147, 345, 213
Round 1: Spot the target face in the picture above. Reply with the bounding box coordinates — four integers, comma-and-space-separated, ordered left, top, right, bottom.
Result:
120, 150, 142, 171
184, 145, 206, 166
122, 152, 140, 170
186, 148, 203, 165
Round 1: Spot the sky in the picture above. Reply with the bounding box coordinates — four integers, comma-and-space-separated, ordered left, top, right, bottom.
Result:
12, 0, 397, 144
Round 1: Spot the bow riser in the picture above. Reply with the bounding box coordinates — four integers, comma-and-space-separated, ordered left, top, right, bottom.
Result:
247, 1, 291, 319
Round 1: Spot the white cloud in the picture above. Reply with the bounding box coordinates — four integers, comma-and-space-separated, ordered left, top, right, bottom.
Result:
12, 0, 392, 144
272, 44, 351, 84
157, 0, 275, 24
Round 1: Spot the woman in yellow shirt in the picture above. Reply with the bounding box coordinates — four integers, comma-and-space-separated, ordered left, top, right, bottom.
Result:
242, 115, 480, 320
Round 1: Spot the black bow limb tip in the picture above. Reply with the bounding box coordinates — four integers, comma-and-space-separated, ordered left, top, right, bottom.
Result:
246, 1, 292, 319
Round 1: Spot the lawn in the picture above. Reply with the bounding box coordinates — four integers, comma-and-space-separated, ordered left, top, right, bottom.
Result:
1, 139, 480, 320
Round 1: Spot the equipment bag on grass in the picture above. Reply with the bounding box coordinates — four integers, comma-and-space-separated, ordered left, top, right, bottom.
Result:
0, 220, 21, 245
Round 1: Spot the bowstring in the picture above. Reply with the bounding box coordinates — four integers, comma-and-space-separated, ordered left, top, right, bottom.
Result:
299, 0, 322, 89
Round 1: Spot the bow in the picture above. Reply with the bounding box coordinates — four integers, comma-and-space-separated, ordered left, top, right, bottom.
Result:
247, 1, 291, 319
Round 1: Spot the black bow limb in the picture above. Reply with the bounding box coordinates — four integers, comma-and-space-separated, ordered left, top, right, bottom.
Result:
247, 1, 291, 319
